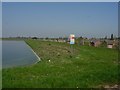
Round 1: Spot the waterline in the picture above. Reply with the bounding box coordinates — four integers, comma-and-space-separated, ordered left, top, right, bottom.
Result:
26, 43, 41, 64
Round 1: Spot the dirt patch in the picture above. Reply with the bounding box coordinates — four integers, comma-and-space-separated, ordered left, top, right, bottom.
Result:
100, 84, 120, 89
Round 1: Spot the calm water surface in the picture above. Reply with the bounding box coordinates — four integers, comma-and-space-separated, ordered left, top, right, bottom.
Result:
2, 40, 40, 68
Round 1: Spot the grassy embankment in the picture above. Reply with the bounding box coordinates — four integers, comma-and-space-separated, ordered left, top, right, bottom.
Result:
2, 39, 119, 88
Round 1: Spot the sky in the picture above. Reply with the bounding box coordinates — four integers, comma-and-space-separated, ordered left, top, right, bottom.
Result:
1, 0, 120, 2
118, 2, 120, 37
2, 2, 118, 38
0, 2, 2, 38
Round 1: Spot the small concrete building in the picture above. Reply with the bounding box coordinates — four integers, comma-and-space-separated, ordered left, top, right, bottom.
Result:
107, 40, 115, 48
90, 40, 101, 47
107, 44, 113, 48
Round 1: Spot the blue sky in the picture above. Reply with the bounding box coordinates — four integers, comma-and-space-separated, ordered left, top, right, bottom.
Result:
0, 2, 2, 38
2, 2, 118, 38
2, 0, 120, 2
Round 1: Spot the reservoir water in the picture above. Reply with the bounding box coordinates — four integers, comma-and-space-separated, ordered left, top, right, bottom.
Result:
2, 40, 40, 68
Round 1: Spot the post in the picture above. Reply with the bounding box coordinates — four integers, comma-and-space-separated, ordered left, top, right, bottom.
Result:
69, 34, 75, 55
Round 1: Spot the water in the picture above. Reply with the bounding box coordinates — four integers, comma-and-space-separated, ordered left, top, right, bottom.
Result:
2, 40, 40, 68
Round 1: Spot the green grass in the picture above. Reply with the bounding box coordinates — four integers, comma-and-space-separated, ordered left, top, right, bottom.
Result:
2, 39, 119, 88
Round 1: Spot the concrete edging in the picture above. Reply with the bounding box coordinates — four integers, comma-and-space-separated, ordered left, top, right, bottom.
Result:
25, 42, 41, 64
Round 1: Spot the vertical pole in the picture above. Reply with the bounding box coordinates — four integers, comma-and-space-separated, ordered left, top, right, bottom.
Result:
70, 44, 73, 55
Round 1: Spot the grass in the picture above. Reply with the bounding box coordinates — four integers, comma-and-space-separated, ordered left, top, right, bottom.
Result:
2, 39, 119, 88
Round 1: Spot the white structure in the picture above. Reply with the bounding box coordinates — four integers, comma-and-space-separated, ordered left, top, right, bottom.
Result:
69, 34, 75, 44
107, 45, 113, 48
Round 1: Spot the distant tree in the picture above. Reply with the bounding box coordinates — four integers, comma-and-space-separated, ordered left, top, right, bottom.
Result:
59, 37, 62, 39
110, 34, 114, 40
32, 37, 38, 39
45, 37, 49, 40
118, 37, 120, 39
104, 36, 107, 39
79, 36, 83, 39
